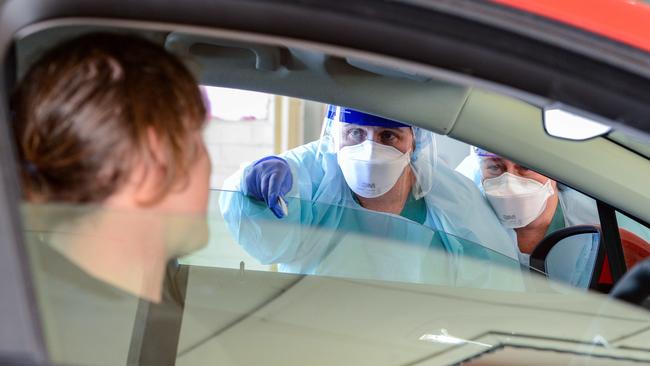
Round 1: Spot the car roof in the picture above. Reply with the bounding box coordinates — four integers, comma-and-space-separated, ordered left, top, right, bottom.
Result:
492, 0, 650, 53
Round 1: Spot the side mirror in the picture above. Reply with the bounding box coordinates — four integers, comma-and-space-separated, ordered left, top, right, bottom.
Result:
543, 106, 611, 141
530, 226, 603, 289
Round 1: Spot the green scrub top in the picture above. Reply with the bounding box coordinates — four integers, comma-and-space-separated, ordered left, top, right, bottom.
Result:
400, 194, 427, 225
545, 202, 566, 237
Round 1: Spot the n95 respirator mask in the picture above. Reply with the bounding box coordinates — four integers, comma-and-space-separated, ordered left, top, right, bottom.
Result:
337, 140, 411, 198
483, 172, 554, 228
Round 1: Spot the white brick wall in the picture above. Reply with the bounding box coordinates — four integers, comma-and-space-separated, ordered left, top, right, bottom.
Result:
194, 88, 277, 271
203, 118, 275, 189
196, 117, 275, 271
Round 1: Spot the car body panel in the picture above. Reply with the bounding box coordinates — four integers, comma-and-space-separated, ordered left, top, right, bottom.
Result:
493, 0, 650, 52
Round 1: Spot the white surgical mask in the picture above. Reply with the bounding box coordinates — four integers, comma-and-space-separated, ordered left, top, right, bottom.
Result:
337, 140, 410, 198
483, 172, 555, 229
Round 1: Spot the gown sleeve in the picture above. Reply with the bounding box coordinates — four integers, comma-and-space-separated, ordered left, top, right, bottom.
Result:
218, 142, 325, 265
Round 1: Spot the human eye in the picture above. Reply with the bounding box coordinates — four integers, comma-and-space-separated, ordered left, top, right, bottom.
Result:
345, 128, 366, 143
482, 159, 504, 177
486, 164, 501, 173
379, 130, 397, 143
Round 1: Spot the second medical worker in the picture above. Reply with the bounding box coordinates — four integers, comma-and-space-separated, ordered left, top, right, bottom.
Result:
457, 147, 650, 287
220, 106, 518, 285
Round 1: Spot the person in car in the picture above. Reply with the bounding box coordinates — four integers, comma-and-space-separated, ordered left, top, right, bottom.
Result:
14, 32, 211, 303
220, 106, 518, 285
14, 32, 210, 365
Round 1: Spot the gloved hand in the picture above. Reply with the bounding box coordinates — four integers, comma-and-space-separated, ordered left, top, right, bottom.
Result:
244, 156, 293, 218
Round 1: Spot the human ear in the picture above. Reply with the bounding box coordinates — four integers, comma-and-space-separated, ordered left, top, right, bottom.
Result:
131, 127, 169, 205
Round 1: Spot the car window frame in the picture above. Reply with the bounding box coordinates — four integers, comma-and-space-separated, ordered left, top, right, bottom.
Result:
2, 1, 650, 362
0, 44, 48, 363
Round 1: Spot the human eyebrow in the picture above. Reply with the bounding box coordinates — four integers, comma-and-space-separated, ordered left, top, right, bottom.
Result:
378, 127, 408, 136
482, 156, 501, 164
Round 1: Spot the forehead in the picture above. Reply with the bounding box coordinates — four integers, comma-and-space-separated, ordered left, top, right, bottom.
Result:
479, 155, 507, 165
480, 155, 503, 160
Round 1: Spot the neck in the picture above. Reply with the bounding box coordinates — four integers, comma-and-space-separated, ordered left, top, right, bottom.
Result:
49, 209, 168, 303
356, 168, 414, 215
514, 193, 559, 254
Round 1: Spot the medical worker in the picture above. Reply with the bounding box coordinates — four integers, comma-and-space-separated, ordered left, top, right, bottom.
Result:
457, 148, 650, 287
459, 148, 599, 285
220, 106, 520, 287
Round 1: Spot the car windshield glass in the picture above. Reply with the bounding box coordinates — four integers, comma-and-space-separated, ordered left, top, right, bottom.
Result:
21, 199, 650, 365
185, 189, 524, 287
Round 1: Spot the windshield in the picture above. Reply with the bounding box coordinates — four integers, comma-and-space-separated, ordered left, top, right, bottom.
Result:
184, 189, 524, 289
22, 193, 650, 366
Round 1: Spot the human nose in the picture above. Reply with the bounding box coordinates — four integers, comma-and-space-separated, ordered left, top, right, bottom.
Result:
503, 161, 525, 176
369, 133, 382, 143
506, 163, 528, 177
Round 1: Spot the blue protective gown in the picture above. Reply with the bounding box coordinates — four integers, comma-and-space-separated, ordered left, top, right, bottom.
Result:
455, 154, 650, 288
220, 141, 522, 289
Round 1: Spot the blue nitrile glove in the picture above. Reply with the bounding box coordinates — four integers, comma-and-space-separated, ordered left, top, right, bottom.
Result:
244, 156, 293, 218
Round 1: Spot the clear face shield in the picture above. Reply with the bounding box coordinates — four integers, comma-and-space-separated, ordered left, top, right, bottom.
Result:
318, 106, 437, 199
474, 148, 503, 181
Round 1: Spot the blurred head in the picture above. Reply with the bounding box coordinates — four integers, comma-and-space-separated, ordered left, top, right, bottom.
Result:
13, 33, 210, 215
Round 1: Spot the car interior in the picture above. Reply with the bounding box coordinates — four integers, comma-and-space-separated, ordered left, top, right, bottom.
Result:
10, 20, 650, 366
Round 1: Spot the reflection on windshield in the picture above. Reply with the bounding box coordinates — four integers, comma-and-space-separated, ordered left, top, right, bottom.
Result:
21, 200, 650, 366
180, 189, 525, 291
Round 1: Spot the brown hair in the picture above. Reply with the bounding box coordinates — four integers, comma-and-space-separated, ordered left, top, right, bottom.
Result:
12, 32, 206, 204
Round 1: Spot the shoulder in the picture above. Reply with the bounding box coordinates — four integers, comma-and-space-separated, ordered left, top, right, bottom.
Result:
424, 163, 493, 217
558, 186, 599, 225
432, 163, 484, 199
281, 141, 321, 166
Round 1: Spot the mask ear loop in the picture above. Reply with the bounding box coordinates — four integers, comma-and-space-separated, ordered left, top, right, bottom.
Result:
543, 179, 556, 197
